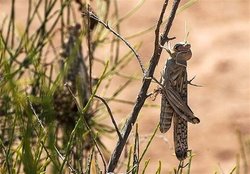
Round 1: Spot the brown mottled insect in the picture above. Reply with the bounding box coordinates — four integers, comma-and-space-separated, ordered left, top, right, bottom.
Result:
159, 42, 200, 161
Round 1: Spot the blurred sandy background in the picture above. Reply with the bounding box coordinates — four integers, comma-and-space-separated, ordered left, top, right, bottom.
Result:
1, 0, 250, 173
107, 0, 250, 173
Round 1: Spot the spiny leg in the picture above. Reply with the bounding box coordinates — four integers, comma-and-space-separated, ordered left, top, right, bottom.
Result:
160, 94, 174, 133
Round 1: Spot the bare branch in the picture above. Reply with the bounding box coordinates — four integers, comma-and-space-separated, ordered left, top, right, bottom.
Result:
154, 0, 170, 51
94, 95, 122, 139
161, 0, 181, 45
107, 0, 182, 172
84, 11, 146, 74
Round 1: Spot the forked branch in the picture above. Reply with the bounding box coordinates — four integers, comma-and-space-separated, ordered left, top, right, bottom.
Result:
107, 0, 182, 172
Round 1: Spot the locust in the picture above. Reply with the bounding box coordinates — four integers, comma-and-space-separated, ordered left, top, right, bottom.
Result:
159, 42, 200, 161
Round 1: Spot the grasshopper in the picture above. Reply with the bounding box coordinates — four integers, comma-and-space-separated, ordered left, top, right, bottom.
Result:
159, 42, 200, 161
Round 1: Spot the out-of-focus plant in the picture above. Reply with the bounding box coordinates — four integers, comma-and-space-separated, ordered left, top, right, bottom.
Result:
0, 0, 144, 173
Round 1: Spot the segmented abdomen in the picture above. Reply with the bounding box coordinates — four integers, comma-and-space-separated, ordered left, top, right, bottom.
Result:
174, 114, 188, 161
174, 67, 188, 161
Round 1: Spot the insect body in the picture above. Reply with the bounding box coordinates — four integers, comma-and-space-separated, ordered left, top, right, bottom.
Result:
160, 42, 200, 161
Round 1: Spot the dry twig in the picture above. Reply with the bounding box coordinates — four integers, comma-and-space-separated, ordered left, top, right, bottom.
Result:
94, 95, 122, 139
106, 0, 182, 172
84, 11, 146, 74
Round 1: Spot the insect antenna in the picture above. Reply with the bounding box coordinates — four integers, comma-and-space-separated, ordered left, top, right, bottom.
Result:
184, 21, 190, 44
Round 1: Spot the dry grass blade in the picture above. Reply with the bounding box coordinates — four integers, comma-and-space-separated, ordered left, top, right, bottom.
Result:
139, 124, 159, 163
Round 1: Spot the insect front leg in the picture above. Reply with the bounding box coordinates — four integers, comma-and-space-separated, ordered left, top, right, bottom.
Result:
145, 76, 163, 99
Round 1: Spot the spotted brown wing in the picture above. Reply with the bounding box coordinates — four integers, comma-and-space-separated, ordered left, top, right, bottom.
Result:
160, 60, 175, 133
160, 92, 174, 133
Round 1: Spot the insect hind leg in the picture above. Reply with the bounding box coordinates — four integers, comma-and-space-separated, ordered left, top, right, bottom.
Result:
160, 95, 174, 133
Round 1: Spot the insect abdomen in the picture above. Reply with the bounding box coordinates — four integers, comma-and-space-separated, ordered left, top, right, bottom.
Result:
174, 114, 188, 161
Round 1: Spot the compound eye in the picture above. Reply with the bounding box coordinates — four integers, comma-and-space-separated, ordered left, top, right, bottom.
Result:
174, 44, 182, 51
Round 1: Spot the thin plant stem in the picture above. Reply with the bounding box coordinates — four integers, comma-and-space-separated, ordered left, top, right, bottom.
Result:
94, 95, 122, 139
86, 11, 145, 74
107, 0, 182, 172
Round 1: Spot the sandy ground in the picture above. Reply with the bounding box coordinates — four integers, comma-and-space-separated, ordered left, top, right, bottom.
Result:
1, 0, 250, 173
